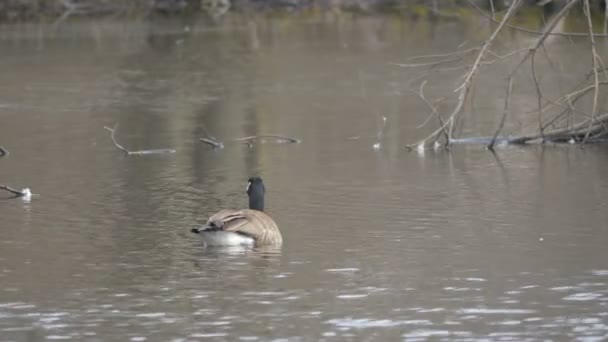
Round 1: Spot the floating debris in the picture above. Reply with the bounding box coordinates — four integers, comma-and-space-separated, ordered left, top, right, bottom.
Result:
103, 124, 176, 155
235, 135, 301, 145
1, 185, 32, 201
200, 137, 224, 149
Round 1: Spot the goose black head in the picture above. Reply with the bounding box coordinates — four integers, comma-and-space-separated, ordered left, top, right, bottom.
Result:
247, 177, 265, 211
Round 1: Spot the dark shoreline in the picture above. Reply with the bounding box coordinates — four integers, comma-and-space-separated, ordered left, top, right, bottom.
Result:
3, 0, 606, 23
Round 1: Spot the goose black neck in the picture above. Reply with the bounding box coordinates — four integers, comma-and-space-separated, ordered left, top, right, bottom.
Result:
248, 180, 265, 211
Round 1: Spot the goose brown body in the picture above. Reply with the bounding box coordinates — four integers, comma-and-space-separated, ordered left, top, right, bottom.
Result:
191, 177, 283, 246
206, 209, 282, 245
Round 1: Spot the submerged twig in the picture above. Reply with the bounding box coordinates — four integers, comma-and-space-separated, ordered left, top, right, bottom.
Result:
103, 124, 129, 153
199, 133, 300, 149
373, 116, 388, 150
235, 135, 301, 145
103, 124, 176, 155
0, 146, 8, 157
391, 58, 462, 69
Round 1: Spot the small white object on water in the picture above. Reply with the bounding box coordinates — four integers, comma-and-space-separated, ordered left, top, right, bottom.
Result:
569, 138, 576, 144
21, 188, 32, 202
433, 141, 441, 151
539, 237, 544, 242
416, 142, 425, 155
372, 142, 381, 150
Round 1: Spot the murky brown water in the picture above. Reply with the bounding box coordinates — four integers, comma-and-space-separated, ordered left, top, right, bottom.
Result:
1, 13, 608, 341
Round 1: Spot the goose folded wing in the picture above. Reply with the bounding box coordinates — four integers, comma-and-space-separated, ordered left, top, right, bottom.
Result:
207, 210, 253, 233
218, 210, 274, 237
207, 209, 238, 226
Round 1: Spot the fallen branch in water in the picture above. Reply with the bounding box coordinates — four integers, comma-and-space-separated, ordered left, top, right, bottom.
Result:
234, 135, 301, 147
200, 137, 224, 149
406, 0, 524, 150
199, 123, 224, 149
452, 111, 608, 145
507, 111, 608, 144
199, 130, 300, 149
0, 146, 8, 157
103, 124, 176, 155
54, 0, 125, 26
0, 185, 32, 200
103, 124, 129, 153
403, 0, 608, 150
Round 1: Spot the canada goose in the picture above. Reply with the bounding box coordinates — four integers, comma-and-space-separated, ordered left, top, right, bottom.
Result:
191, 177, 282, 246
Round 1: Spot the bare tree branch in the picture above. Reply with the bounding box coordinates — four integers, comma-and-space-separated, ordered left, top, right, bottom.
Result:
605, 0, 608, 34
405, 47, 480, 62
466, 0, 608, 38
531, 52, 545, 141
582, 0, 601, 143
103, 124, 129, 154
404, 0, 608, 149
407, 0, 524, 149
488, 77, 514, 151
391, 57, 463, 69
0, 185, 23, 196
103, 124, 176, 155
411, 80, 449, 144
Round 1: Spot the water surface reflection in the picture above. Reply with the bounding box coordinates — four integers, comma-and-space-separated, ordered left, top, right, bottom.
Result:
1, 13, 608, 341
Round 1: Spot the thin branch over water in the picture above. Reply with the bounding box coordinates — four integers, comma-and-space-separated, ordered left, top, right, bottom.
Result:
488, 77, 513, 151
465, 0, 608, 38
